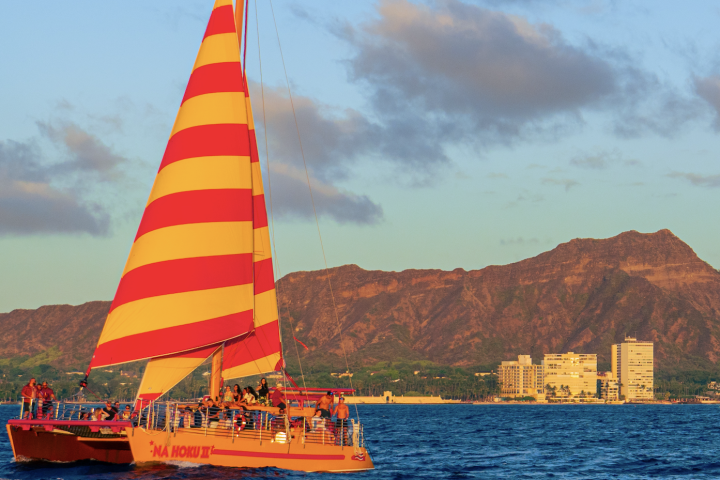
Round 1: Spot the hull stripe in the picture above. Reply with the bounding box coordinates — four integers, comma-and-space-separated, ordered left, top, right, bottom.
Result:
213, 449, 345, 461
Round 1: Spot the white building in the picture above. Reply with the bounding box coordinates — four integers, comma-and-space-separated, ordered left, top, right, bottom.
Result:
612, 337, 654, 401
498, 355, 545, 399
543, 352, 597, 399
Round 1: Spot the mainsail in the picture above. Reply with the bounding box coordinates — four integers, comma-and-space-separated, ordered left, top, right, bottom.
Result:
87, 0, 283, 400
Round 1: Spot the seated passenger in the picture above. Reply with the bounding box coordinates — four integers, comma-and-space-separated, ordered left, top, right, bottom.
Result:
243, 387, 257, 405
271, 384, 287, 411
120, 405, 132, 420
223, 385, 234, 403
219, 410, 232, 429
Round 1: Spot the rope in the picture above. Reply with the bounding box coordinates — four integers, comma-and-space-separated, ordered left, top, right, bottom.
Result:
254, 0, 309, 406
268, 0, 360, 421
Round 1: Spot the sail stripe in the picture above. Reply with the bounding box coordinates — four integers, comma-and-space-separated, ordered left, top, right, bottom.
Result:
182, 63, 244, 105
147, 156, 251, 206
254, 289, 278, 327
171, 92, 247, 137
193, 33, 239, 72
91, 311, 253, 368
160, 124, 250, 171
101, 284, 253, 343
110, 254, 253, 313
136, 189, 252, 240
254, 258, 275, 295
123, 222, 253, 277
252, 194, 268, 229
137, 343, 221, 402
221, 322, 283, 379
250, 162, 264, 194
203, 5, 235, 40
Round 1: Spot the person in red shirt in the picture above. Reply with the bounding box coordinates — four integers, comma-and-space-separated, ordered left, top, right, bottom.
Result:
39, 381, 56, 419
271, 384, 287, 411
20, 378, 37, 419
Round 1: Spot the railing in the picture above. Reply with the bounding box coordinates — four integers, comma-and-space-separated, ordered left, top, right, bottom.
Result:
10, 400, 366, 450
135, 401, 365, 448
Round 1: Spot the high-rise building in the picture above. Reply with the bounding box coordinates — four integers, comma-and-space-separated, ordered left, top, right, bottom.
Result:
543, 352, 597, 399
498, 355, 545, 399
612, 337, 654, 401
597, 371, 619, 401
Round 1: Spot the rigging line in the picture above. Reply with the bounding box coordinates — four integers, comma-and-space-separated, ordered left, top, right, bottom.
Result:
242, 0, 250, 76
268, 0, 359, 420
254, 0, 309, 402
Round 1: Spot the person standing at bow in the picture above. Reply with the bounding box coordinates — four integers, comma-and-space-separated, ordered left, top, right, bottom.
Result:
20, 378, 37, 419
39, 381, 55, 419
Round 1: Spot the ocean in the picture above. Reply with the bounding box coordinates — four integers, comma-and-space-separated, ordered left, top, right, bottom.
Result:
2, 403, 719, 479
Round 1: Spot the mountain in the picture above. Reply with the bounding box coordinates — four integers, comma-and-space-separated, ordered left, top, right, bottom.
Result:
2, 229, 719, 372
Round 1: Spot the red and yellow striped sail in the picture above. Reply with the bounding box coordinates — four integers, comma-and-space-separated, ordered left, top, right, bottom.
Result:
90, 0, 282, 377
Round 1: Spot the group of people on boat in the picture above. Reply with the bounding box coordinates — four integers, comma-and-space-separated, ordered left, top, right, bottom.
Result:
20, 378, 55, 419
215, 377, 270, 407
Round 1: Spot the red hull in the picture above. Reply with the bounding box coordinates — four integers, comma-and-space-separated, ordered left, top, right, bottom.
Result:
6, 424, 133, 464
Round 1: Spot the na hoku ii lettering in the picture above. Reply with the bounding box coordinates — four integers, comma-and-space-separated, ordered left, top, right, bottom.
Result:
152, 445, 214, 459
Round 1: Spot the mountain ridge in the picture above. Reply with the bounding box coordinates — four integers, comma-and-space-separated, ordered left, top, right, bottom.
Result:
2, 229, 719, 372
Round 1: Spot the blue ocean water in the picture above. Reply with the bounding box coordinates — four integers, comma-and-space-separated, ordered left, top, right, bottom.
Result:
2, 403, 720, 479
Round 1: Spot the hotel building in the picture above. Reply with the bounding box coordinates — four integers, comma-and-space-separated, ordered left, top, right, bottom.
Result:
612, 337, 654, 400
498, 355, 545, 399
596, 371, 620, 401
543, 352, 598, 399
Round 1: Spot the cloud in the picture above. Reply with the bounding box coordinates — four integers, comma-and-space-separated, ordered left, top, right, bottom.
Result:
0, 122, 129, 236
570, 154, 610, 169
542, 177, 579, 191
265, 163, 383, 225
38, 122, 127, 181
668, 172, 720, 188
339, 0, 625, 158
694, 75, 720, 130
247, 83, 385, 223
487, 172, 509, 179
320, 0, 701, 172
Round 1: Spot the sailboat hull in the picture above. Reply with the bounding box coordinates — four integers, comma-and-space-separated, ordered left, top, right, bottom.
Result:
6, 423, 132, 464
126, 426, 374, 472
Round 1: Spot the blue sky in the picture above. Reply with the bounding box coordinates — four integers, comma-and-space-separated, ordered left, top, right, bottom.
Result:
1, 0, 720, 312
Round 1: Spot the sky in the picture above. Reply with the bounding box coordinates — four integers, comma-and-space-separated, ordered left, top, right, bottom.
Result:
1, 0, 720, 312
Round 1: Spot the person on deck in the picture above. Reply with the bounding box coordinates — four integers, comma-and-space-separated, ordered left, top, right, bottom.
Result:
39, 381, 56, 419
233, 384, 241, 402
207, 399, 220, 427
193, 404, 203, 428
316, 391, 334, 419
112, 401, 120, 419
335, 397, 349, 445
223, 385, 234, 403
243, 387, 257, 405
271, 384, 287, 411
20, 378, 37, 419
258, 378, 269, 404
121, 405, 133, 420
101, 401, 116, 420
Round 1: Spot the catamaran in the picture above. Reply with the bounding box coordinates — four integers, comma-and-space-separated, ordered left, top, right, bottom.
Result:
6, 0, 373, 472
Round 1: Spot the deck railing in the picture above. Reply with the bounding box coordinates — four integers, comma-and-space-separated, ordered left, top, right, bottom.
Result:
136, 401, 364, 448
11, 400, 365, 450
